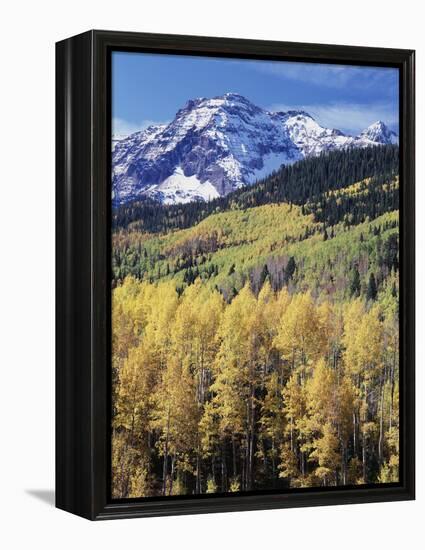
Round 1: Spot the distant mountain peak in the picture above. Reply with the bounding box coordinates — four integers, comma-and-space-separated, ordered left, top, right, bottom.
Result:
182, 93, 254, 109
222, 92, 248, 100
363, 120, 390, 135
112, 95, 398, 205
360, 120, 398, 145
368, 120, 387, 129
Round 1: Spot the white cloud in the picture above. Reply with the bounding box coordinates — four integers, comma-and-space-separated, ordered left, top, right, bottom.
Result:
112, 117, 168, 137
268, 102, 399, 135
254, 62, 397, 91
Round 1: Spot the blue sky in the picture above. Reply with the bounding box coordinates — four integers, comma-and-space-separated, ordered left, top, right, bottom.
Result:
112, 51, 399, 137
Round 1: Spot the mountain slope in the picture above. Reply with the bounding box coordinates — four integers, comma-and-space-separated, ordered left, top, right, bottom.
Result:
112, 179, 399, 303
112, 145, 399, 299
113, 144, 399, 234
112, 93, 398, 205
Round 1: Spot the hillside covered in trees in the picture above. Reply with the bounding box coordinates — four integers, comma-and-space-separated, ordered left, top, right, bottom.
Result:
111, 145, 400, 499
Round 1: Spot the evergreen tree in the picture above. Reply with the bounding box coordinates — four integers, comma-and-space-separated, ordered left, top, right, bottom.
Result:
350, 267, 361, 297
284, 256, 296, 283
259, 264, 269, 288
367, 273, 378, 301
228, 263, 236, 276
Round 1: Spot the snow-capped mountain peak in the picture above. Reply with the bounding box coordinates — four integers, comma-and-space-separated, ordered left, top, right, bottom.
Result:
359, 121, 399, 145
112, 94, 398, 205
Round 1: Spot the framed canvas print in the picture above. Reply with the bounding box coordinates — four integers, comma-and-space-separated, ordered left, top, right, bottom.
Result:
56, 30, 415, 520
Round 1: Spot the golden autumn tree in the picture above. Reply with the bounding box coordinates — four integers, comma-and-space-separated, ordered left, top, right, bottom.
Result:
112, 280, 179, 497
111, 264, 399, 495
274, 292, 326, 374
343, 301, 384, 483
209, 283, 259, 491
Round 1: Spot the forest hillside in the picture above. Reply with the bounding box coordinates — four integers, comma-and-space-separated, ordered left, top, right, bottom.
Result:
111, 145, 400, 498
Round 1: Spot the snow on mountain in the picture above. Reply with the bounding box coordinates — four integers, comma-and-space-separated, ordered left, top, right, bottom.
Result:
149, 167, 220, 205
280, 110, 354, 156
112, 134, 129, 151
112, 93, 398, 205
358, 121, 399, 146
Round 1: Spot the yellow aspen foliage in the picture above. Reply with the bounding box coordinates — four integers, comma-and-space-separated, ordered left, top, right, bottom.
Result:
309, 423, 341, 486
211, 283, 257, 437
111, 270, 399, 496
274, 292, 326, 371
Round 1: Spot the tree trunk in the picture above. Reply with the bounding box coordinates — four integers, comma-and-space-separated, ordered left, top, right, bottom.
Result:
162, 406, 171, 496
362, 429, 367, 483
341, 444, 347, 485
232, 435, 237, 479
221, 448, 227, 492
378, 375, 385, 465
168, 455, 175, 496
196, 439, 201, 494
290, 417, 294, 453
353, 411, 357, 457
389, 350, 396, 430
248, 384, 255, 490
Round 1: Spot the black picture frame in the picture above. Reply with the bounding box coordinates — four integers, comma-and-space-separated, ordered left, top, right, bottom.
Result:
56, 29, 415, 520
